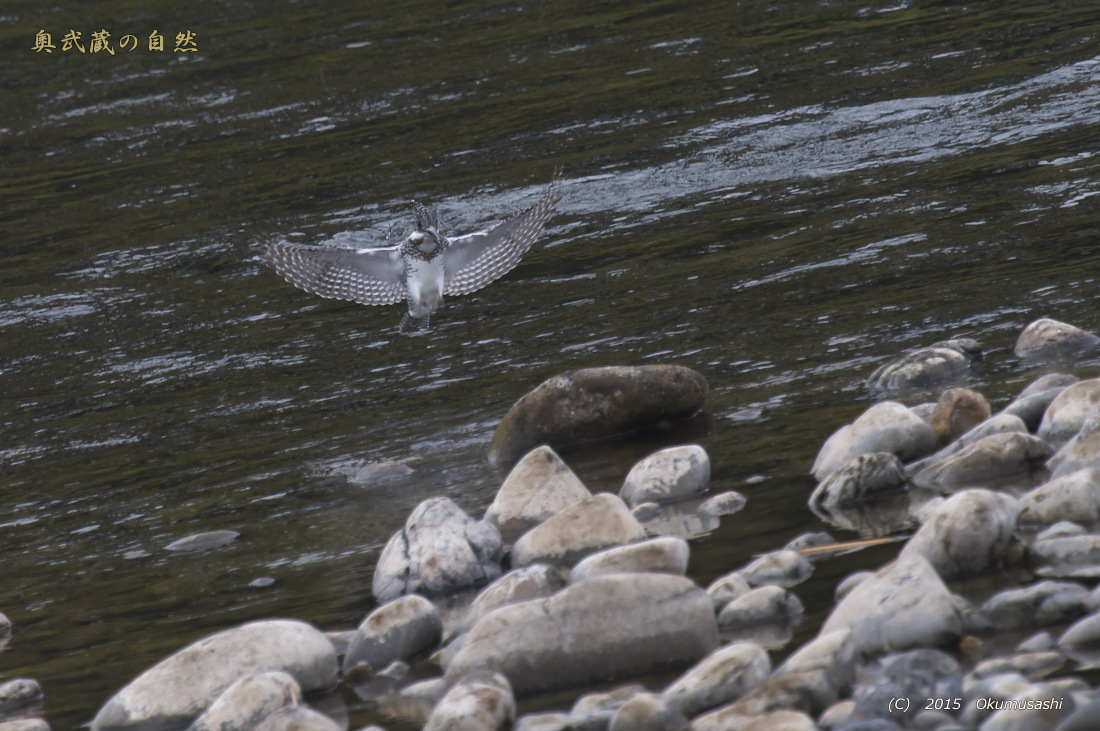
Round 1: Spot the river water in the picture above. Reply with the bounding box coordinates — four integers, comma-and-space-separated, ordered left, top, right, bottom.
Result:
3, 0, 1100, 727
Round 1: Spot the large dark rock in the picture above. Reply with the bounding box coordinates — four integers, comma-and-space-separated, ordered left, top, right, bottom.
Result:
488, 366, 708, 466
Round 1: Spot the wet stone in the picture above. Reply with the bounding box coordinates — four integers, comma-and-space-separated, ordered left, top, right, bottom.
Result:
424, 670, 514, 731
1014, 317, 1100, 362
1037, 378, 1100, 449
342, 594, 442, 678
716, 585, 803, 648
848, 649, 961, 727
661, 641, 770, 718
866, 338, 983, 395
484, 445, 590, 538
510, 492, 645, 569
568, 536, 689, 584
1017, 469, 1100, 526
698, 490, 747, 517
809, 452, 908, 514
811, 401, 936, 481
911, 432, 1052, 491
0, 678, 43, 715
737, 549, 813, 589
979, 580, 1090, 631
620, 444, 710, 508
930, 387, 991, 445
899, 489, 1019, 579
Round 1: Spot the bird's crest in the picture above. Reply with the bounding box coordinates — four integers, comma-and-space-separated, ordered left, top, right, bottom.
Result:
411, 201, 440, 233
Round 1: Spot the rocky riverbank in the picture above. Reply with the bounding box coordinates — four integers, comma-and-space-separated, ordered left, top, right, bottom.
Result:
10, 318, 1100, 730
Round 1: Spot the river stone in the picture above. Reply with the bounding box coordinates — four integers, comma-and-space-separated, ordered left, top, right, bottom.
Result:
716, 585, 803, 640
342, 595, 442, 678
698, 491, 747, 516
737, 550, 813, 589
1015, 318, 1100, 361
458, 564, 565, 636
1059, 610, 1100, 649
1038, 379, 1100, 449
1030, 534, 1100, 578
706, 571, 751, 611
253, 705, 341, 731
373, 496, 503, 602
661, 641, 770, 718
971, 651, 1065, 680
774, 629, 858, 699
1048, 411, 1100, 480
165, 530, 240, 552
510, 492, 646, 568
688, 671, 834, 730
0, 611, 9, 652
0, 720, 51, 731
488, 365, 709, 466
904, 413, 1028, 477
977, 683, 1075, 731
444, 573, 718, 695
848, 649, 961, 726
348, 460, 413, 486
91, 619, 338, 731
484, 446, 591, 538
620, 445, 710, 507
866, 338, 983, 394
820, 555, 964, 655
424, 670, 514, 731
912, 432, 1052, 490
608, 692, 688, 731
0, 678, 43, 715
979, 580, 1090, 631
571, 684, 648, 727
811, 401, 936, 481
898, 489, 1019, 579
809, 452, 908, 513
930, 387, 991, 444
187, 671, 300, 731
569, 536, 689, 584
1018, 469, 1100, 526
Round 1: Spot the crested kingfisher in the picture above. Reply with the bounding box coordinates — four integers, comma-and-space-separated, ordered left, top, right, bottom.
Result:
253, 169, 562, 332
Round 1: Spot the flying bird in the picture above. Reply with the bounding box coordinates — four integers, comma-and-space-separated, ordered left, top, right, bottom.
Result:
253, 170, 562, 332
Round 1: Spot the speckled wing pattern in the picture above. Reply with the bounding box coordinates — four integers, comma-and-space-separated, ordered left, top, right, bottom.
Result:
252, 239, 407, 306
443, 169, 562, 296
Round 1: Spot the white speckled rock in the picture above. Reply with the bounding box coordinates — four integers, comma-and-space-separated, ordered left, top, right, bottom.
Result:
569, 536, 689, 584
812, 402, 936, 481
620, 445, 711, 508
810, 452, 908, 513
92, 620, 338, 731
484, 446, 591, 538
511, 493, 646, 569
254, 705, 341, 731
373, 497, 503, 602
608, 692, 688, 731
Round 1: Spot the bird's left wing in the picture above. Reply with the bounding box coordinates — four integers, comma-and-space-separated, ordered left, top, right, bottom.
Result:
253, 239, 407, 306
443, 169, 562, 296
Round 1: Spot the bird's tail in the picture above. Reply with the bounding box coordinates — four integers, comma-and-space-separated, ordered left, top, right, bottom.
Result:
399, 313, 431, 333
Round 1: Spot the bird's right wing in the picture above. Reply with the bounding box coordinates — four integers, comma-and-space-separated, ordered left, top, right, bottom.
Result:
443, 169, 562, 296
252, 239, 407, 306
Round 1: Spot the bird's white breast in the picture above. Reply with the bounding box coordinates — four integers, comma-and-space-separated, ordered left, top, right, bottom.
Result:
405, 256, 446, 317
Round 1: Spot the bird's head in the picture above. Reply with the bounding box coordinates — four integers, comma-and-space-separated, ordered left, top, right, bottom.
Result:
411, 201, 442, 244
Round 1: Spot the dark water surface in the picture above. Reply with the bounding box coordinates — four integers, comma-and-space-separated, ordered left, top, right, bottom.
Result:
3, 0, 1100, 727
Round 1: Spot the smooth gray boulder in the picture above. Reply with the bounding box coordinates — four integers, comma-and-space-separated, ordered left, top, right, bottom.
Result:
905, 413, 1028, 476
661, 641, 770, 718
1018, 469, 1100, 526
510, 492, 646, 568
484, 446, 590, 538
820, 556, 964, 654
698, 491, 747, 517
488, 365, 709, 466
424, 671, 514, 731
187, 672, 300, 731
737, 550, 813, 589
0, 678, 43, 715
92, 620, 338, 731
912, 432, 1052, 490
980, 581, 1090, 631
774, 629, 858, 698
706, 571, 751, 611
457, 564, 565, 636
1030, 534, 1100, 578
809, 452, 908, 513
620, 445, 710, 507
1048, 412, 1100, 479
1015, 318, 1100, 362
812, 402, 936, 481
444, 573, 718, 696
373, 497, 503, 602
569, 536, 689, 584
716, 585, 803, 648
342, 595, 442, 677
847, 649, 961, 726
899, 489, 1019, 579
1038, 379, 1100, 448
866, 338, 983, 394
253, 705, 341, 731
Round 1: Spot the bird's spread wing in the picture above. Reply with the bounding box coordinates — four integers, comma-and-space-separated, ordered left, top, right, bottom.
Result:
253, 239, 406, 306
443, 170, 562, 296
